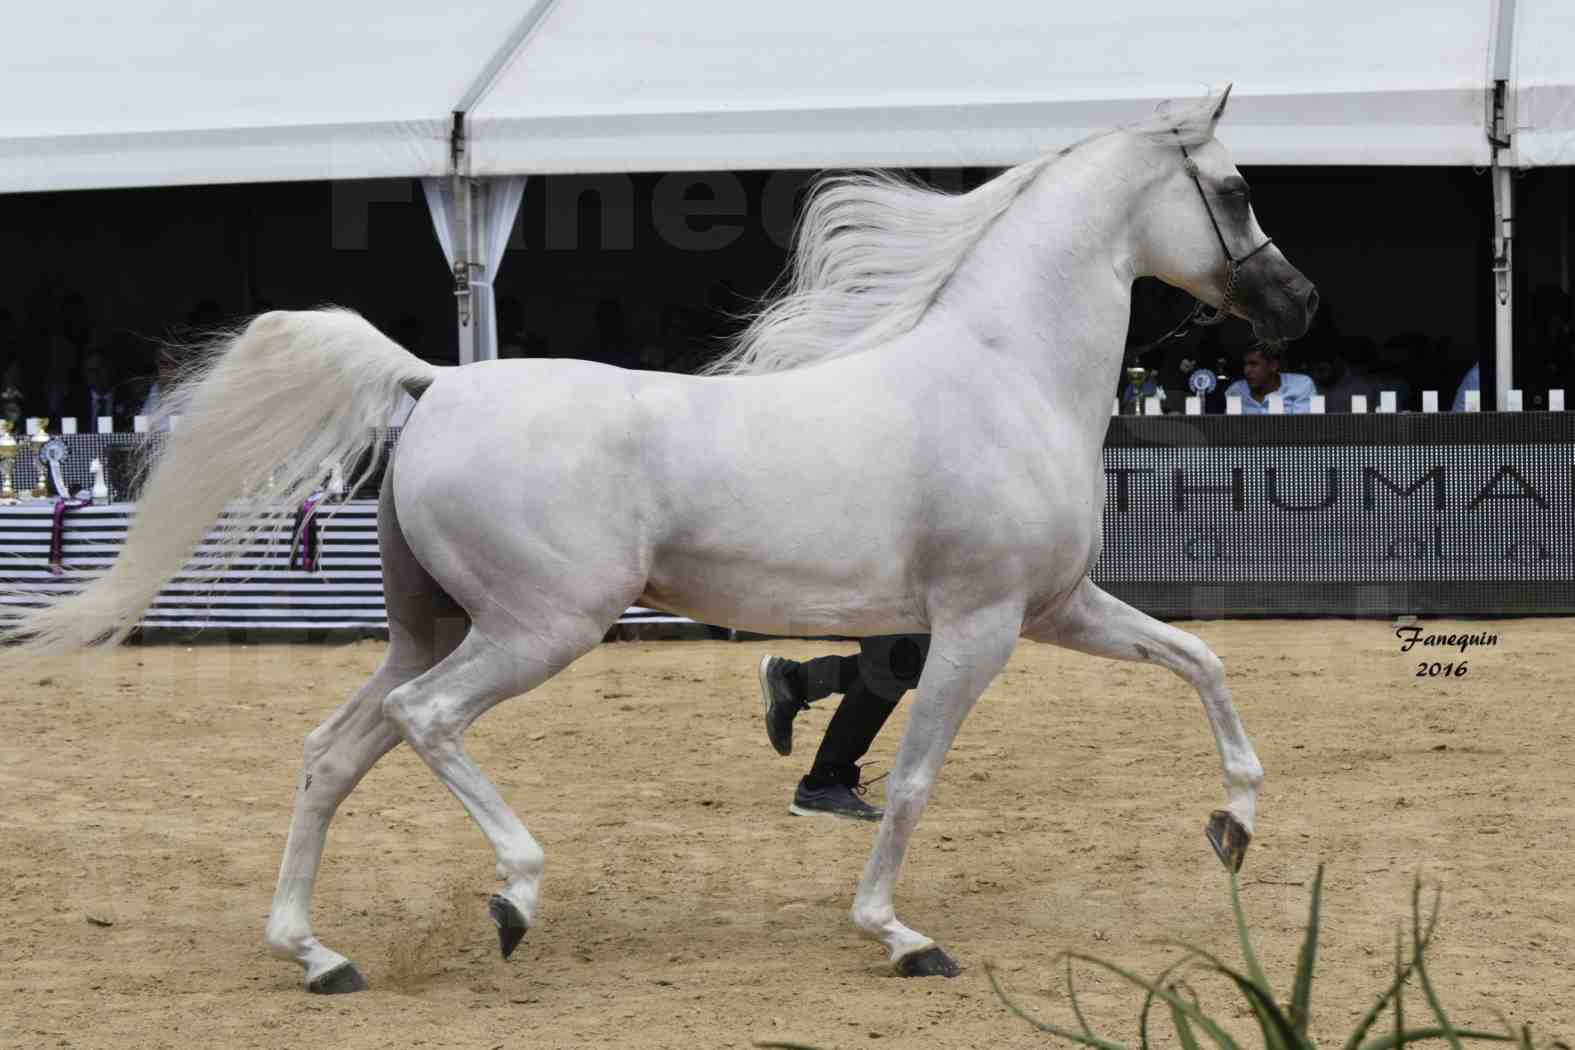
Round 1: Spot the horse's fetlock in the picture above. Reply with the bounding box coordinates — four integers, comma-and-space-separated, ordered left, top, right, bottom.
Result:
265, 918, 310, 960
851, 902, 893, 936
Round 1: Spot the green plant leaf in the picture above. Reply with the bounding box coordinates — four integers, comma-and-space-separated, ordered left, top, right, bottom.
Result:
1068, 955, 1100, 1042
1229, 871, 1274, 999
1357, 1028, 1516, 1050
1345, 892, 1442, 1050
1290, 863, 1325, 1035
1410, 878, 1464, 1050
1138, 955, 1197, 1050
984, 961, 1128, 1050
1171, 991, 1207, 1050
1395, 930, 1407, 1050
1062, 951, 1242, 1050
1216, 965, 1316, 1050
1151, 936, 1306, 1050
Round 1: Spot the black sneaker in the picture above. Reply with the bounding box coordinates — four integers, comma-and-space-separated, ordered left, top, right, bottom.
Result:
758, 655, 804, 756
789, 779, 883, 822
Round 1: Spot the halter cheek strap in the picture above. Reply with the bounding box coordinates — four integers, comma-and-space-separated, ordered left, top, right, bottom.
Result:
1123, 143, 1279, 363
1179, 142, 1275, 326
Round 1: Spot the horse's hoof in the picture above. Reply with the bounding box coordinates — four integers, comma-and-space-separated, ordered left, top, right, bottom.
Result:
307, 962, 368, 995
488, 895, 528, 960
1205, 810, 1251, 872
895, 946, 960, 978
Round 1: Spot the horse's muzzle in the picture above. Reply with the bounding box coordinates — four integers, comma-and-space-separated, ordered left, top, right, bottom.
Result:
1243, 263, 1317, 343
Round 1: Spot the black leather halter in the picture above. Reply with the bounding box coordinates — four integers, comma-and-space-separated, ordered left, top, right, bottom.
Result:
1126, 143, 1277, 361
1178, 141, 1276, 327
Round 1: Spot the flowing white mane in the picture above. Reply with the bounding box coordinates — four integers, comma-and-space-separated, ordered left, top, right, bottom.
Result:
704, 97, 1223, 377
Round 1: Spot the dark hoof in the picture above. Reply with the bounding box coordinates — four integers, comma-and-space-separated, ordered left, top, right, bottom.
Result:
1205, 809, 1252, 872
307, 961, 368, 995
895, 945, 960, 978
489, 895, 528, 960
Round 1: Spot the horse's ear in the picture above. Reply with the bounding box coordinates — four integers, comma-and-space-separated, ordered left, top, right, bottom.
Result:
1210, 84, 1233, 125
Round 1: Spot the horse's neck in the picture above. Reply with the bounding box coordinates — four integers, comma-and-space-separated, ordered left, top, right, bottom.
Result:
933, 137, 1153, 440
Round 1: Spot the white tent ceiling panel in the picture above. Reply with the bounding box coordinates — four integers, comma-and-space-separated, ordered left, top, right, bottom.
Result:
0, 3, 525, 192
1514, 0, 1575, 167
469, 0, 1496, 172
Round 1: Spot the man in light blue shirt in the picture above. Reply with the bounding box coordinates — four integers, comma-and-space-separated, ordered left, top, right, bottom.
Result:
1451, 362, 1479, 411
1223, 346, 1317, 413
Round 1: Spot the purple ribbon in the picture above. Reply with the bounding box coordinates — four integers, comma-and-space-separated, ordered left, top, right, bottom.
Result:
288, 492, 326, 573
49, 498, 90, 576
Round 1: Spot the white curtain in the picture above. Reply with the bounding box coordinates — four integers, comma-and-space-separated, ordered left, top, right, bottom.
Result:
421, 175, 527, 363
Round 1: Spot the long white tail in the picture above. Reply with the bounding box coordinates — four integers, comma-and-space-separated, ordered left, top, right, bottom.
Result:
7, 309, 439, 652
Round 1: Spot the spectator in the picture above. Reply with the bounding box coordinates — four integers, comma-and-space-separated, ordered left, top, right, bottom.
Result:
1309, 339, 1380, 413
1451, 362, 1480, 412
1372, 335, 1420, 411
1222, 345, 1317, 413
0, 386, 23, 434
62, 350, 135, 431
138, 345, 186, 425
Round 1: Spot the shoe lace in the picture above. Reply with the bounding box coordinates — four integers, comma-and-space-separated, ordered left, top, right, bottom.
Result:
851, 764, 889, 797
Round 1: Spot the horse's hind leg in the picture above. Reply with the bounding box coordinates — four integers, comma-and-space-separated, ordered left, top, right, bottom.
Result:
264, 475, 467, 993
381, 610, 610, 962
1023, 577, 1264, 871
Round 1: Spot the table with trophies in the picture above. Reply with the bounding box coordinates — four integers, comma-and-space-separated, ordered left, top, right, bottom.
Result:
0, 425, 686, 633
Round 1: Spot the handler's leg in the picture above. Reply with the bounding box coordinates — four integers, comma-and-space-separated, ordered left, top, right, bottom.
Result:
759, 652, 857, 755
1024, 577, 1263, 870
850, 612, 1017, 975
795, 636, 929, 818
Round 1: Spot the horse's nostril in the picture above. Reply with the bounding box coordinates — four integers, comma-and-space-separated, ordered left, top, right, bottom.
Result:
1304, 286, 1320, 318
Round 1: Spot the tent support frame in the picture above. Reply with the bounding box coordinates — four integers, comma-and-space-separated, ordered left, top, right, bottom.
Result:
1489, 0, 1517, 410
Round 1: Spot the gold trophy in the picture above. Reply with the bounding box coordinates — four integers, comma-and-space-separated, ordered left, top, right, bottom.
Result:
30, 425, 50, 499
1123, 365, 1149, 416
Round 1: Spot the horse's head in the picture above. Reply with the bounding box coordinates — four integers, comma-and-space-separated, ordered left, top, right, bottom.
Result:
1137, 88, 1318, 343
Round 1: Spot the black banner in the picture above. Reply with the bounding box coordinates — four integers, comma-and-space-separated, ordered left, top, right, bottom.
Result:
1094, 414, 1575, 616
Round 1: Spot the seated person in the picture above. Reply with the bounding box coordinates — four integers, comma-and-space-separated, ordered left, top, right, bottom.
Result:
1222, 345, 1317, 413
1451, 362, 1480, 411
1308, 342, 1379, 413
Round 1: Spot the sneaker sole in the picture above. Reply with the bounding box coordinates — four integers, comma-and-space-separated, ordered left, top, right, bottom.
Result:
789, 802, 882, 822
759, 655, 790, 756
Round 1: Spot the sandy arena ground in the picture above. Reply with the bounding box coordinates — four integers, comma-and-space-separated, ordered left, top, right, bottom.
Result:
2, 619, 1571, 1049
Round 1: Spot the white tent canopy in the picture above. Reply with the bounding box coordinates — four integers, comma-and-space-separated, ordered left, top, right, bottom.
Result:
1514, 0, 1575, 166
0, 4, 523, 193
468, 1, 1496, 173
0, 0, 1568, 195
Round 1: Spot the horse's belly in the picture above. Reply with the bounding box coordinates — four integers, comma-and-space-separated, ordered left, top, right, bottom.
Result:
639, 553, 926, 637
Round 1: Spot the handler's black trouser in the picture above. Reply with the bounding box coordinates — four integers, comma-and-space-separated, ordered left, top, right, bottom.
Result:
797, 634, 930, 790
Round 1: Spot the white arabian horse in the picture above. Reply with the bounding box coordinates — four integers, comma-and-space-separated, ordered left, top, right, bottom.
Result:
12, 89, 1314, 991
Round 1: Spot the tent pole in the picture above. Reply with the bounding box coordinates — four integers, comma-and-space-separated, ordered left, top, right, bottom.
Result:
1491, 143, 1513, 410
450, 113, 479, 366
1489, 0, 1516, 410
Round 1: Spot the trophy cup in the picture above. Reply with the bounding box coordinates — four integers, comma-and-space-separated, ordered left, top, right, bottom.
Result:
1123, 365, 1149, 415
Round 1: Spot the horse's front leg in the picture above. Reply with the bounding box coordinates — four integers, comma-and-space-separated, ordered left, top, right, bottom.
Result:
1024, 577, 1263, 870
850, 603, 1022, 977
